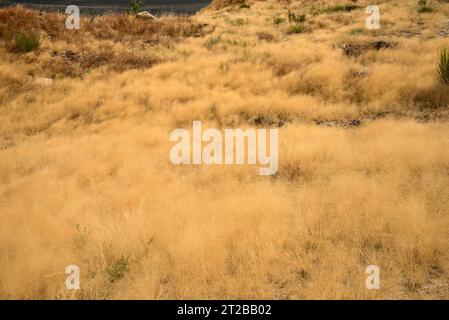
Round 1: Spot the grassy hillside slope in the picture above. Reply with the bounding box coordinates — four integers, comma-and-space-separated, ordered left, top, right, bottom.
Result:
1, 0, 449, 299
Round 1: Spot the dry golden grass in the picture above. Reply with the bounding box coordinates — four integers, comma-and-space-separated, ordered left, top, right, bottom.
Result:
1, 0, 449, 299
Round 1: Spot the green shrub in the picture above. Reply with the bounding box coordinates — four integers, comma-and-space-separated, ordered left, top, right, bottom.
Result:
437, 48, 449, 84
239, 3, 250, 9
257, 31, 274, 41
417, 6, 433, 13
229, 18, 246, 26
349, 28, 364, 35
107, 256, 129, 283
417, 0, 433, 13
205, 36, 221, 49
13, 32, 40, 52
273, 17, 286, 25
129, 0, 143, 15
288, 10, 306, 23
328, 4, 360, 13
287, 24, 305, 34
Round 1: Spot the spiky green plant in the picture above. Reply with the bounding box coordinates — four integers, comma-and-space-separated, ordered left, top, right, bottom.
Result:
288, 10, 306, 23
287, 24, 305, 34
437, 48, 449, 84
129, 0, 143, 15
273, 17, 286, 25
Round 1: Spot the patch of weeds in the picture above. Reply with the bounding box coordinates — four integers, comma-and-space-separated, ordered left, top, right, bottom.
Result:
288, 10, 306, 23
223, 38, 249, 48
342, 40, 391, 57
228, 18, 247, 26
417, 6, 433, 13
284, 10, 307, 35
349, 28, 364, 35
223, 38, 239, 46
239, 3, 250, 9
127, 0, 143, 15
257, 31, 274, 41
287, 24, 305, 34
13, 32, 40, 53
219, 62, 230, 73
298, 269, 310, 283
417, 0, 433, 13
242, 45, 251, 61
403, 278, 421, 293
106, 255, 129, 283
326, 4, 360, 13
205, 36, 221, 49
437, 48, 449, 84
312, 4, 360, 15
273, 17, 286, 25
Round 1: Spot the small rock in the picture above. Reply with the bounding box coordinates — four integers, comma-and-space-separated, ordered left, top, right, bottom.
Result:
136, 11, 158, 20
35, 77, 53, 87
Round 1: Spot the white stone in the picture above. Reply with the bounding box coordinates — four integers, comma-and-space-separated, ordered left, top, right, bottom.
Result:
136, 11, 158, 20
35, 77, 53, 86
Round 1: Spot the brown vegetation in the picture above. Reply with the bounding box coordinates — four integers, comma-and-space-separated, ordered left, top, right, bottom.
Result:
0, 5, 209, 82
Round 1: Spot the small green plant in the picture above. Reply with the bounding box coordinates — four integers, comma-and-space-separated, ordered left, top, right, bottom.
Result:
417, 0, 433, 13
13, 32, 40, 53
417, 6, 433, 13
437, 48, 449, 84
107, 255, 129, 283
219, 62, 230, 73
229, 18, 246, 26
273, 17, 286, 25
129, 0, 143, 15
287, 24, 305, 34
205, 36, 221, 49
239, 3, 250, 9
349, 28, 364, 35
286, 10, 306, 35
288, 10, 306, 23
